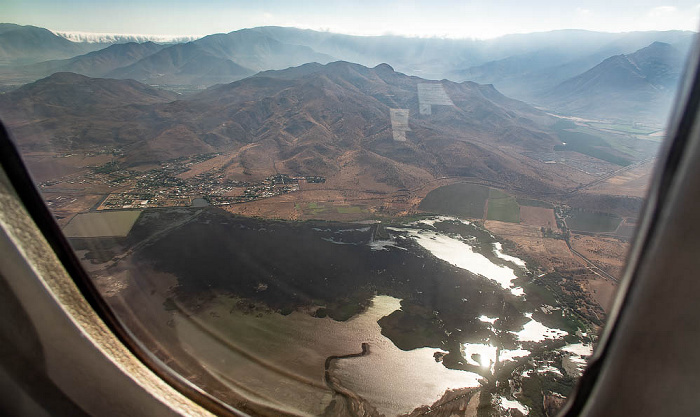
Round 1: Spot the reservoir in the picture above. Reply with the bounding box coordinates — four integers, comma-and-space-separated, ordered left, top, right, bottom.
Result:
80, 209, 591, 416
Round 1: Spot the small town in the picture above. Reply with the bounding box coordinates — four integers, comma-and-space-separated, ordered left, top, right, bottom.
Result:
38, 153, 326, 210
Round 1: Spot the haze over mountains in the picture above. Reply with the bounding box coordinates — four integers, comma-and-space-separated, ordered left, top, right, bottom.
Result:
9, 42, 166, 81
0, 23, 694, 121
451, 30, 692, 99
540, 41, 685, 122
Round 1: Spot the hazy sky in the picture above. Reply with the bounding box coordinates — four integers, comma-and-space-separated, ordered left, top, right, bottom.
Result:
5, 0, 700, 39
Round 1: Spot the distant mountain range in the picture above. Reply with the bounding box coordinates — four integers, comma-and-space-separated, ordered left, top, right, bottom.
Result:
105, 29, 335, 87
540, 42, 685, 122
10, 42, 166, 80
0, 62, 573, 194
0, 23, 696, 122
452, 31, 690, 90
0, 24, 103, 65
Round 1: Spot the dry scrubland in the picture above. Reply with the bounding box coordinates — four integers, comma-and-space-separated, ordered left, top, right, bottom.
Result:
519, 206, 557, 228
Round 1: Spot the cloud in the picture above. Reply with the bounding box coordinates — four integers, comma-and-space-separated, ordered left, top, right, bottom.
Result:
575, 7, 592, 17
648, 6, 677, 17
54, 31, 198, 43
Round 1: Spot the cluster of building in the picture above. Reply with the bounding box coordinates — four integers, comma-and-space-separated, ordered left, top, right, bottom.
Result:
86, 156, 325, 210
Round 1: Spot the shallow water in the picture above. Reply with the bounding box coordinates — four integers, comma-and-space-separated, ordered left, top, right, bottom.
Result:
499, 396, 530, 415
493, 242, 527, 268
333, 296, 483, 416
368, 239, 405, 251
393, 227, 525, 296
478, 315, 498, 324
160, 215, 579, 416
513, 314, 568, 343
500, 348, 531, 362
462, 342, 498, 372
175, 295, 482, 416
411, 215, 471, 227
561, 343, 594, 376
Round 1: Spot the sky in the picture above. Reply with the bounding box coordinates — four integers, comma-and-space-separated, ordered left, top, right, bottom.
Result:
4, 0, 700, 40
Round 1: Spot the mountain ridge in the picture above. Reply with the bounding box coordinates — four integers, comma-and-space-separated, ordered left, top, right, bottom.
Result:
1, 61, 570, 194
0, 25, 101, 65
1, 23, 694, 97
5, 41, 167, 83
541, 41, 684, 121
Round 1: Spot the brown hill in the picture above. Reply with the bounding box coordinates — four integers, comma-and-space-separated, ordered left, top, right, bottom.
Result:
183, 61, 561, 190
9, 42, 166, 83
0, 62, 568, 193
541, 42, 685, 122
0, 72, 178, 151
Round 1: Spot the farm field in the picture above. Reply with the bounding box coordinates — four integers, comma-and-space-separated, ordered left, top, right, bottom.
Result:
63, 210, 142, 237
516, 198, 553, 208
565, 209, 622, 233
336, 205, 366, 214
614, 218, 639, 239
552, 118, 660, 165
520, 206, 557, 228
486, 188, 520, 223
554, 129, 633, 166
587, 161, 655, 198
418, 183, 489, 219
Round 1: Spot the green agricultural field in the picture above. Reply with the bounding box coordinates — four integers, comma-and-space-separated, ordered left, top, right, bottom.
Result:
336, 206, 365, 214
566, 209, 622, 233
486, 188, 520, 223
516, 198, 553, 208
63, 210, 142, 237
296, 202, 328, 215
418, 183, 490, 218
554, 129, 633, 166
576, 124, 661, 157
488, 188, 509, 199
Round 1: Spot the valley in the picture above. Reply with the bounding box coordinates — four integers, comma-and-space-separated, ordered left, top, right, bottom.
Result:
0, 21, 682, 417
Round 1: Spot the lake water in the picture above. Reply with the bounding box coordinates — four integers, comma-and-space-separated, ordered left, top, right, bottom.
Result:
388, 226, 526, 296
175, 294, 482, 416
150, 214, 587, 416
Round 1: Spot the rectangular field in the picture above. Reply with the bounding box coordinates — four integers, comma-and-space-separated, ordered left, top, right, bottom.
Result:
516, 198, 553, 209
554, 130, 632, 166
336, 206, 365, 214
418, 183, 489, 219
566, 209, 622, 233
520, 206, 556, 228
63, 210, 142, 237
486, 189, 520, 223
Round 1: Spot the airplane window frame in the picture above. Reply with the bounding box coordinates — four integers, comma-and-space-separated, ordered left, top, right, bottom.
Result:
560, 29, 700, 417
0, 122, 246, 416
0, 34, 699, 417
